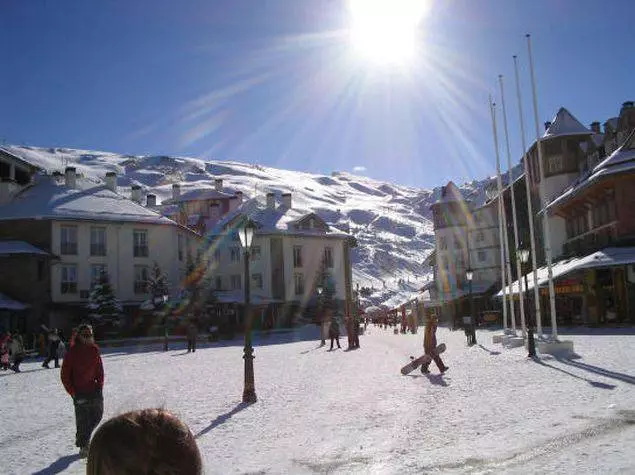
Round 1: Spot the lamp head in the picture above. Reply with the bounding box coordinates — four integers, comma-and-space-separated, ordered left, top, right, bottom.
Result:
518, 248, 530, 264
466, 268, 474, 281
238, 220, 255, 249
317, 286, 323, 295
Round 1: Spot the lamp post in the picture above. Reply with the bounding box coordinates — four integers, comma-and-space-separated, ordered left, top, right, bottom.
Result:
317, 285, 325, 346
466, 268, 476, 345
238, 221, 257, 403
518, 246, 536, 357
154, 294, 168, 351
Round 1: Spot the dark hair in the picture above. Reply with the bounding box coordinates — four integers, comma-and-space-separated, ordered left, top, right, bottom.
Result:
87, 408, 202, 475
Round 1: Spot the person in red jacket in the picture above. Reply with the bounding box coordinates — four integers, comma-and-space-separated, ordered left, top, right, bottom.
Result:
61, 323, 104, 458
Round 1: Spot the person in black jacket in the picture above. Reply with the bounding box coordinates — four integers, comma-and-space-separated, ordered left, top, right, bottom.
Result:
42, 328, 61, 368
328, 314, 341, 350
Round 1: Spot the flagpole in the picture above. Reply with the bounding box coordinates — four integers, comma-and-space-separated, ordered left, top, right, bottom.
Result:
489, 96, 510, 334
498, 74, 526, 336
513, 54, 543, 336
526, 34, 558, 340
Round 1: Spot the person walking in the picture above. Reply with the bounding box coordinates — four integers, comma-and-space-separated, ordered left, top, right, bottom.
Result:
42, 329, 61, 368
328, 314, 341, 350
186, 319, 198, 353
61, 323, 104, 458
9, 332, 25, 372
421, 316, 448, 374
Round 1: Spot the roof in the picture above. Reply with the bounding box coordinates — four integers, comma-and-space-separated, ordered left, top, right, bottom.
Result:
0, 147, 42, 171
0, 174, 178, 225
543, 108, 591, 140
0, 292, 29, 310
432, 181, 466, 206
0, 241, 49, 256
547, 129, 635, 212
496, 246, 635, 296
163, 187, 236, 204
209, 198, 353, 241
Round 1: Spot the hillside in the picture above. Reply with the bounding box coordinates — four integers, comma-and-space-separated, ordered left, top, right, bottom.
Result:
3, 145, 517, 308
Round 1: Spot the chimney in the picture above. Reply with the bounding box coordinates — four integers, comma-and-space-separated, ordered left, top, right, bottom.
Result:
266, 192, 276, 209
146, 194, 157, 208
65, 167, 77, 189
105, 171, 117, 192
235, 191, 243, 203
214, 178, 223, 191
209, 203, 220, 220
590, 122, 601, 134
281, 192, 292, 209
544, 121, 552, 131
622, 101, 634, 110
131, 184, 142, 203
172, 183, 181, 200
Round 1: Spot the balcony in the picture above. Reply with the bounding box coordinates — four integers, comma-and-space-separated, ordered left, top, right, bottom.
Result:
563, 221, 617, 257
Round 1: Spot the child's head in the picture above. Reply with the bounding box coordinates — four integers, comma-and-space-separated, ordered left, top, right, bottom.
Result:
87, 408, 202, 475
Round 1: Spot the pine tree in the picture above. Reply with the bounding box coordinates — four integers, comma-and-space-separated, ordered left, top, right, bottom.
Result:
147, 262, 170, 308
87, 270, 123, 324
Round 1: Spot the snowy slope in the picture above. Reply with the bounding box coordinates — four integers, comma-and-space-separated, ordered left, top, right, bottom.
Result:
1, 327, 635, 474
3, 145, 517, 308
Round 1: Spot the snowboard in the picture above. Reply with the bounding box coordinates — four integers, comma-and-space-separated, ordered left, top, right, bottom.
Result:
400, 343, 446, 375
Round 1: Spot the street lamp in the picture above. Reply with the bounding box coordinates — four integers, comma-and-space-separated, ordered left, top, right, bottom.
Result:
238, 221, 257, 403
317, 285, 325, 346
466, 268, 476, 345
518, 246, 536, 357
154, 294, 169, 351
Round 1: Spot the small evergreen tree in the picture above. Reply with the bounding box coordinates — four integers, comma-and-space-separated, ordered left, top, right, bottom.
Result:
87, 270, 123, 324
147, 262, 170, 308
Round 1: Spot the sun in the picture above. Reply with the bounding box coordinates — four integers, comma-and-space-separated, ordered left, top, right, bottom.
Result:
348, 0, 428, 66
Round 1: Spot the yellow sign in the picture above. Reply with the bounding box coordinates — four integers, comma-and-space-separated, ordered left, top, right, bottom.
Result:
539, 284, 584, 296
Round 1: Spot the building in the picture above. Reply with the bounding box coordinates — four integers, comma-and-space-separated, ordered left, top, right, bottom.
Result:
0, 166, 199, 333
202, 191, 356, 331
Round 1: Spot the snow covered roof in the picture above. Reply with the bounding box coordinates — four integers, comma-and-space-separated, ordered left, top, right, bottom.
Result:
163, 188, 235, 204
0, 147, 42, 171
432, 181, 466, 206
0, 240, 49, 256
497, 246, 635, 296
209, 198, 352, 240
547, 129, 635, 211
543, 107, 591, 140
0, 292, 29, 310
0, 174, 178, 225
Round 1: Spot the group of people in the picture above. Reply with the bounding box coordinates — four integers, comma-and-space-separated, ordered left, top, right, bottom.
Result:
0, 331, 25, 372
321, 312, 361, 350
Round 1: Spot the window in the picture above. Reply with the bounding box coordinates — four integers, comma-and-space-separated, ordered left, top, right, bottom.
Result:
61, 265, 77, 294
293, 246, 303, 268
323, 246, 334, 268
476, 231, 484, 243
91, 264, 108, 285
478, 251, 487, 262
133, 230, 149, 257
548, 155, 564, 174
252, 273, 263, 289
215, 276, 222, 290
134, 265, 149, 294
294, 273, 304, 295
230, 247, 241, 262
60, 225, 78, 255
231, 274, 242, 290
90, 227, 107, 256
251, 245, 261, 261
439, 237, 447, 250
178, 234, 184, 261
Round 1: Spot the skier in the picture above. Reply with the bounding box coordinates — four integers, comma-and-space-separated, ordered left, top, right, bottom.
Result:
87, 409, 203, 474
421, 316, 448, 374
328, 314, 341, 350
42, 328, 61, 368
186, 319, 198, 353
61, 323, 104, 458
9, 332, 25, 372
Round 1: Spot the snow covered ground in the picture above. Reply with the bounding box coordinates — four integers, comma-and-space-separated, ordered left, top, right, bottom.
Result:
2, 325, 635, 474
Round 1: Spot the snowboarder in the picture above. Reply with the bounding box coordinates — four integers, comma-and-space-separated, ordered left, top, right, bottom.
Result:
87, 409, 203, 474
328, 314, 341, 350
61, 323, 104, 458
421, 316, 448, 374
186, 320, 198, 353
9, 333, 25, 372
42, 328, 61, 368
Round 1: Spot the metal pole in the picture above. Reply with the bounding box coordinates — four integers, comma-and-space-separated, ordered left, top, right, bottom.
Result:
469, 279, 476, 345
513, 55, 543, 336
499, 74, 526, 336
526, 34, 558, 339
489, 96, 509, 332
525, 271, 536, 356
243, 249, 257, 403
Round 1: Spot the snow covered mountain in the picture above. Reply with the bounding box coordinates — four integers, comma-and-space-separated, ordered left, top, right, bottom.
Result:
3, 145, 516, 307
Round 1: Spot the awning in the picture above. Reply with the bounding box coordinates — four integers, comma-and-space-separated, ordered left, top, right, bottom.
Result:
496, 246, 635, 297
0, 293, 29, 310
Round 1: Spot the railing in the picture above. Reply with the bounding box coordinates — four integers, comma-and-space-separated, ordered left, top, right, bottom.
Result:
563, 221, 617, 256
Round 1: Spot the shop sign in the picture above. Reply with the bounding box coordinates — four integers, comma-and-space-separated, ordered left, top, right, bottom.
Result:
540, 283, 584, 295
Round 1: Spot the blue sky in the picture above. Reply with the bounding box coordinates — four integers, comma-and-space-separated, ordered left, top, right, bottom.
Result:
2, 0, 633, 189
